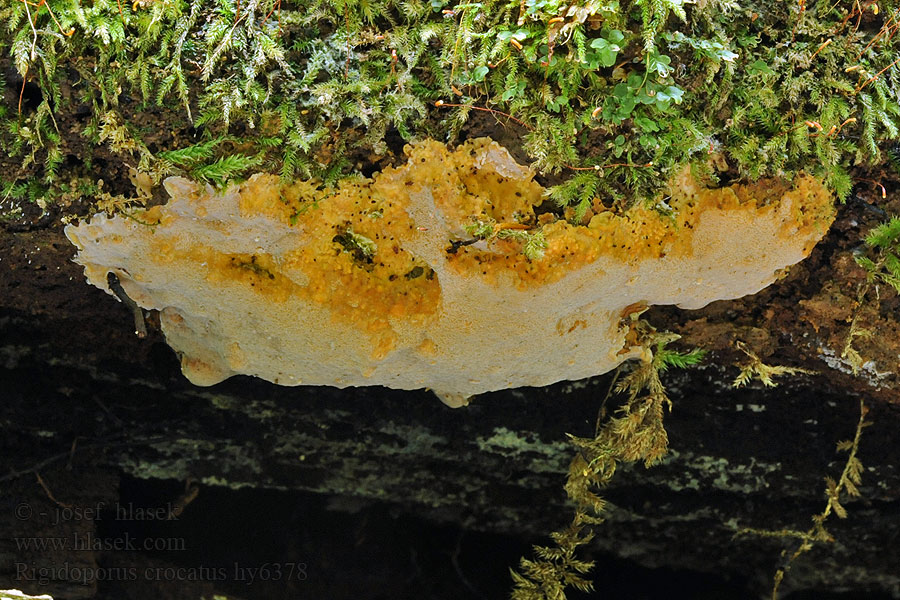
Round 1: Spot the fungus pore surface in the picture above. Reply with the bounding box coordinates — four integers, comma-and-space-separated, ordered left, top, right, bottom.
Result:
66, 139, 835, 406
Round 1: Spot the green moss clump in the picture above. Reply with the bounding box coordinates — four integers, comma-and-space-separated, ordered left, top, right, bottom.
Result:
1, 0, 899, 215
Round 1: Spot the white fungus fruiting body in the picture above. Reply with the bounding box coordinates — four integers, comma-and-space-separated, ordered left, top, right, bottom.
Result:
66, 139, 834, 406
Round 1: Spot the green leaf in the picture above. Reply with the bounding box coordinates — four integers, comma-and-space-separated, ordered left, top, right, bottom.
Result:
634, 116, 659, 132
718, 48, 739, 62
547, 95, 569, 113
496, 28, 529, 42
523, 44, 537, 62
613, 82, 631, 99
472, 65, 489, 82
748, 59, 776, 76
637, 87, 657, 104
647, 51, 672, 78
656, 85, 684, 104
638, 134, 658, 150
502, 80, 526, 101
619, 95, 637, 116
588, 30, 624, 68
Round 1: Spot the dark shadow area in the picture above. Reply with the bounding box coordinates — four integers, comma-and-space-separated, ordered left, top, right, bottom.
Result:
93, 475, 752, 600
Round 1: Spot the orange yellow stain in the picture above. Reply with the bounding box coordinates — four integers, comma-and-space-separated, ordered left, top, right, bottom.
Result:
135, 139, 833, 363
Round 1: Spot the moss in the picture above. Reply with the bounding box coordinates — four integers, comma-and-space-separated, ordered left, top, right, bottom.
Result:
2, 0, 899, 222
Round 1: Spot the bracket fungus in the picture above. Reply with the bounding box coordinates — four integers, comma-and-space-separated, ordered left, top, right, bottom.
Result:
66, 139, 834, 407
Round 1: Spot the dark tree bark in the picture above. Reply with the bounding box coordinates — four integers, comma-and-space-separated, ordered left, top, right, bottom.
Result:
2, 184, 900, 600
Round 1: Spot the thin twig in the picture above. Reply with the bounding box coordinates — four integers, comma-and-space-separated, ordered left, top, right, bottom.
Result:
564, 161, 654, 172
854, 57, 900, 93
1, 435, 176, 483
35, 472, 72, 509
434, 100, 532, 130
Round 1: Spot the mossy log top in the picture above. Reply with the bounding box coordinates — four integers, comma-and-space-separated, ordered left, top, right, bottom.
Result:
2, 0, 899, 218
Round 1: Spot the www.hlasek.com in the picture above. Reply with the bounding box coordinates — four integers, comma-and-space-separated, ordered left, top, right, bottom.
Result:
15, 562, 308, 586
16, 532, 185, 553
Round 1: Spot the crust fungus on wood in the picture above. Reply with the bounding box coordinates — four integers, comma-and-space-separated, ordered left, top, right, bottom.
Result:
66, 139, 835, 406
